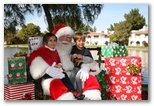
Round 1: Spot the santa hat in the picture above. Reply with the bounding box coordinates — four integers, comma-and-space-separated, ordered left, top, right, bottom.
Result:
52, 24, 74, 38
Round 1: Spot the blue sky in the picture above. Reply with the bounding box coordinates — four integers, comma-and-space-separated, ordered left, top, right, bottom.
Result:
24, 4, 148, 32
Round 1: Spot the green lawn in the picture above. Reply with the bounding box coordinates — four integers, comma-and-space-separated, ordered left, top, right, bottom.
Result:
85, 45, 148, 49
126, 46, 148, 48
4, 44, 148, 49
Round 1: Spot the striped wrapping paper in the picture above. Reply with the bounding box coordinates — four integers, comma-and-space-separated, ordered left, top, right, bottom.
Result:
4, 82, 35, 100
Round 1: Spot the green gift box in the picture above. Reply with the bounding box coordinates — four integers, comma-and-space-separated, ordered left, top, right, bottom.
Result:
96, 70, 106, 100
7, 56, 27, 84
101, 46, 127, 57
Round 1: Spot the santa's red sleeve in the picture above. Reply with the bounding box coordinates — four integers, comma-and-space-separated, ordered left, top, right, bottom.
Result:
28, 46, 50, 80
28, 47, 42, 66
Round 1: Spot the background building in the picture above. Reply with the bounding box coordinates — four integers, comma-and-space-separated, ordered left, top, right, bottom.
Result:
128, 26, 148, 46
85, 26, 148, 46
85, 30, 114, 46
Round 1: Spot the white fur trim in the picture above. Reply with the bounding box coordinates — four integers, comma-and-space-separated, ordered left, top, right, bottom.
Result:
55, 26, 74, 38
41, 78, 54, 95
83, 90, 102, 100
81, 60, 101, 76
57, 92, 76, 100
30, 56, 49, 79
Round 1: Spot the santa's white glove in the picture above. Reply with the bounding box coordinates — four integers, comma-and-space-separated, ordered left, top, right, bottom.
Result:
77, 67, 90, 82
45, 66, 65, 79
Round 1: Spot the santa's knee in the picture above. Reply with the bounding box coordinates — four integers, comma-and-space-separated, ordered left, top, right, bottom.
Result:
49, 79, 76, 100
82, 75, 102, 100
84, 75, 101, 89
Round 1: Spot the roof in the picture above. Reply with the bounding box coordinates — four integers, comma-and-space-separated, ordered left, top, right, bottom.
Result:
131, 26, 148, 34
131, 30, 148, 34
86, 31, 113, 36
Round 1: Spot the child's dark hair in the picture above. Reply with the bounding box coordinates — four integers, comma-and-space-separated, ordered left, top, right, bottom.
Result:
43, 33, 57, 45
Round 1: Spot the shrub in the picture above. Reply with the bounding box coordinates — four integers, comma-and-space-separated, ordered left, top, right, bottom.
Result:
142, 41, 148, 47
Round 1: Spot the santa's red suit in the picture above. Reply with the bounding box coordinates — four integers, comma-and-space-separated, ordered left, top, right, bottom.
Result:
29, 24, 102, 100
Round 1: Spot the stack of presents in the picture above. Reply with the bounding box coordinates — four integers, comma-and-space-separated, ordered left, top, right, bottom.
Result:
96, 45, 142, 100
4, 37, 43, 100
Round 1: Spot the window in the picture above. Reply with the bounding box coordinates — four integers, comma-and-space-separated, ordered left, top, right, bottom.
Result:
94, 35, 99, 38
104, 35, 108, 38
86, 41, 89, 44
136, 34, 140, 36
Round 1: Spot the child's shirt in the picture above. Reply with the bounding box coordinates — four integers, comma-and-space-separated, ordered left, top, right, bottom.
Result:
70, 45, 93, 67
28, 45, 61, 66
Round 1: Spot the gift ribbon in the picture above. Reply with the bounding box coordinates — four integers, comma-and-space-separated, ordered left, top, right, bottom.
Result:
127, 64, 140, 75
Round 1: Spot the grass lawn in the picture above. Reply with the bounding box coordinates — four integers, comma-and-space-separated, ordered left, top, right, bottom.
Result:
85, 45, 148, 49
126, 46, 148, 48
4, 44, 148, 49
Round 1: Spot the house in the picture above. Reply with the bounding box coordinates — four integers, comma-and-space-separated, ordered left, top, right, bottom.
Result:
85, 30, 114, 46
85, 26, 148, 46
128, 26, 148, 46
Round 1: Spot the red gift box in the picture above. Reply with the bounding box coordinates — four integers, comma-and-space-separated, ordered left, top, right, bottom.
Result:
4, 82, 35, 100
104, 56, 142, 100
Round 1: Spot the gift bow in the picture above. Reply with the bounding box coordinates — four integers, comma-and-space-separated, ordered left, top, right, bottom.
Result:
21, 92, 32, 100
127, 64, 140, 75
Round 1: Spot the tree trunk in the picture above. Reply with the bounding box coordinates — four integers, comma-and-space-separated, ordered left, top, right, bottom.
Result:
42, 4, 54, 33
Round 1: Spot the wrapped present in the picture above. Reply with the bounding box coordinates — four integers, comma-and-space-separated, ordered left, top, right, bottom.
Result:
28, 36, 43, 56
101, 46, 127, 57
13, 52, 33, 82
4, 82, 35, 100
96, 70, 106, 100
7, 56, 27, 84
104, 56, 142, 100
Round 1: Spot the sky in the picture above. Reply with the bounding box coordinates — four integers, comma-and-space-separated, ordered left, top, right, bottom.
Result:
1, 0, 154, 106
24, 4, 148, 32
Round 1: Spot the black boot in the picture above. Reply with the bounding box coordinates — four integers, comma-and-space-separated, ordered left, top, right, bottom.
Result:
74, 93, 85, 100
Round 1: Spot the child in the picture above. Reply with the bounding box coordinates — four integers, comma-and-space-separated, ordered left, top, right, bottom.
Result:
28, 33, 81, 99
70, 32, 94, 100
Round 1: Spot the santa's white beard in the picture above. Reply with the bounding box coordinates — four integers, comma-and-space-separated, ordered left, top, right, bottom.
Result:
56, 40, 74, 71
56, 40, 73, 56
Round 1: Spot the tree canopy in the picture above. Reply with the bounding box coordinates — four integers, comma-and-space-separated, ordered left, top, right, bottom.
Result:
4, 4, 36, 29
4, 4, 103, 33
124, 8, 146, 30
4, 4, 103, 44
16, 23, 42, 40
109, 8, 146, 45
111, 21, 132, 44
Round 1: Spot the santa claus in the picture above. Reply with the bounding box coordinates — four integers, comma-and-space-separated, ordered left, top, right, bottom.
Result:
28, 24, 102, 100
